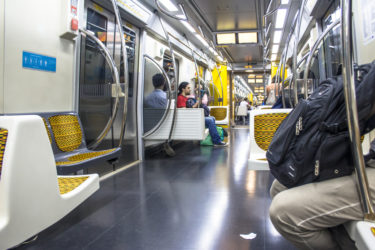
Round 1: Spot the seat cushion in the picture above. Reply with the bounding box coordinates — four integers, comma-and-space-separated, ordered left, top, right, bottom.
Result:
49, 115, 82, 152
254, 113, 288, 151
58, 176, 89, 194
0, 129, 8, 177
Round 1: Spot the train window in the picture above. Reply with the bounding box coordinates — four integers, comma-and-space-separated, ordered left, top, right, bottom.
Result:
321, 1, 341, 78
86, 9, 107, 46
119, 25, 137, 97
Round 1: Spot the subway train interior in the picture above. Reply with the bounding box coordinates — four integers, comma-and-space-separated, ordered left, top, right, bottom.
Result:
1, 0, 375, 249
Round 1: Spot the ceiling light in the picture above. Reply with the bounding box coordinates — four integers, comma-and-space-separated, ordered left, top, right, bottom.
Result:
180, 21, 195, 33
281, 0, 289, 4
216, 33, 236, 44
238, 32, 257, 43
275, 9, 287, 28
273, 30, 282, 43
195, 34, 209, 47
248, 74, 255, 78
159, 0, 178, 12
209, 47, 214, 53
272, 44, 279, 53
271, 54, 277, 61
248, 79, 255, 83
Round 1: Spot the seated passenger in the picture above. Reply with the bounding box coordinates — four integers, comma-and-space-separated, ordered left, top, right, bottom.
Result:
177, 82, 227, 147
269, 145, 375, 250
144, 73, 167, 108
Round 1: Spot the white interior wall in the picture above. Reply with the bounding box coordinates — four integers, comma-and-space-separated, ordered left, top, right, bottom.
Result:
3, 0, 75, 113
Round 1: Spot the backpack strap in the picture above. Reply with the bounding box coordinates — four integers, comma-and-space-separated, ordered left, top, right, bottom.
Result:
319, 121, 347, 134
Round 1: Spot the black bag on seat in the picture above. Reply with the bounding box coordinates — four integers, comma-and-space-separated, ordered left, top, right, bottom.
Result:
267, 62, 375, 188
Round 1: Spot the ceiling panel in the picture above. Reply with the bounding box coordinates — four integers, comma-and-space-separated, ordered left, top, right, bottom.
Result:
189, 0, 258, 31
223, 45, 263, 63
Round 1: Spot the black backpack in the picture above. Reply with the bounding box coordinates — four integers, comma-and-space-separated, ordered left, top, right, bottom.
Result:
267, 62, 375, 188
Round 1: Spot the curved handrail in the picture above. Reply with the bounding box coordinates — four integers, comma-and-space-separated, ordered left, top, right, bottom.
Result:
155, 11, 178, 145
340, 0, 375, 221
304, 19, 341, 99
79, 28, 121, 149
292, 0, 307, 106
142, 54, 173, 138
155, 0, 188, 21
110, 0, 129, 147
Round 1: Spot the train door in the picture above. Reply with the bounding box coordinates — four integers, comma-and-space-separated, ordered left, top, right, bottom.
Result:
79, 1, 139, 169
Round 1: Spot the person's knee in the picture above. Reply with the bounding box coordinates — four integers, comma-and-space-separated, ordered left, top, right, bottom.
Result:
269, 193, 295, 233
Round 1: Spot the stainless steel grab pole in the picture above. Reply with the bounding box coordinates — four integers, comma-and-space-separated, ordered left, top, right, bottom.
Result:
156, 12, 178, 145
184, 35, 201, 107
111, 0, 129, 148
292, 0, 307, 106
79, 28, 121, 149
340, 0, 375, 221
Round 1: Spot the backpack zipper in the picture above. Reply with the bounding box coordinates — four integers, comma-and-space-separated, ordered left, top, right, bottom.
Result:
314, 160, 320, 176
296, 117, 303, 135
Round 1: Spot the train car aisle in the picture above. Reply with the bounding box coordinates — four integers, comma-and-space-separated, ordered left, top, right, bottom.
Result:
16, 129, 295, 250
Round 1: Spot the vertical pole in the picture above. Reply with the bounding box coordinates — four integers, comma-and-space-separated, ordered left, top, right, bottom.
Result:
340, 0, 375, 221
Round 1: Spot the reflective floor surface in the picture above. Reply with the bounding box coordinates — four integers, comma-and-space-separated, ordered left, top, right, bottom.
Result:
16, 128, 296, 250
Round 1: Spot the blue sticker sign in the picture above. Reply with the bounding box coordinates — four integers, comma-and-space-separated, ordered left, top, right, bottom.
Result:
22, 51, 56, 72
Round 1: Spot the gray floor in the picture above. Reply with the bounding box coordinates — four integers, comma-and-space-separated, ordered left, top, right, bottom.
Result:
16, 128, 296, 250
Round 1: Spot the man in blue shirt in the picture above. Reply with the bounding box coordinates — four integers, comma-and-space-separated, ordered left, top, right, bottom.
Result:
145, 73, 167, 108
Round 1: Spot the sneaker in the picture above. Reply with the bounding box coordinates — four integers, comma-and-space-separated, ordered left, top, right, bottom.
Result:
214, 141, 228, 147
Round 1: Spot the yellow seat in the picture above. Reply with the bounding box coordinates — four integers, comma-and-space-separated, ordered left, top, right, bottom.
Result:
249, 109, 292, 170
40, 113, 121, 174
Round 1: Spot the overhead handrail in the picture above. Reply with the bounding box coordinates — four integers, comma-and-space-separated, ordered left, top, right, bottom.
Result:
142, 54, 173, 138
110, 0, 129, 147
303, 19, 341, 99
79, 28, 121, 149
340, 0, 375, 221
155, 0, 188, 21
292, 0, 307, 106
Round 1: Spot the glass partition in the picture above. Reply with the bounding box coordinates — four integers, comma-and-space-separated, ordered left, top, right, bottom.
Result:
143, 56, 171, 135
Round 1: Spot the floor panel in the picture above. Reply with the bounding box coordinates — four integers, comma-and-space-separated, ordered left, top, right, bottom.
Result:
16, 128, 296, 250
